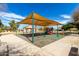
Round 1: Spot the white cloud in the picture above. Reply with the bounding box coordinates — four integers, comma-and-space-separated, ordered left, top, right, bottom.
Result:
0, 11, 25, 22
58, 14, 72, 24
0, 11, 25, 26
2, 16, 20, 22
0, 12, 25, 19
59, 20, 70, 24
60, 14, 71, 19
54, 18, 71, 24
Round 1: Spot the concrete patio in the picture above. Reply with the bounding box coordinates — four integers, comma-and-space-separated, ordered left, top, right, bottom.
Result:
0, 34, 79, 56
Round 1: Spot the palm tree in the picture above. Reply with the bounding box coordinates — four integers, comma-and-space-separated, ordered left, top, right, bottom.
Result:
9, 20, 19, 31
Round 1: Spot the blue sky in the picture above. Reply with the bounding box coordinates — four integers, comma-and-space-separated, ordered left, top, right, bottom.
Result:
0, 3, 79, 29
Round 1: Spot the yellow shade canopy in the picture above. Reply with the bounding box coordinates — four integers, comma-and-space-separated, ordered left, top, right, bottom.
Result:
18, 12, 61, 26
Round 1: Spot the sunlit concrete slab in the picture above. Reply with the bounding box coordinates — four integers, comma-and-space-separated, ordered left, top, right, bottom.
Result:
41, 35, 79, 56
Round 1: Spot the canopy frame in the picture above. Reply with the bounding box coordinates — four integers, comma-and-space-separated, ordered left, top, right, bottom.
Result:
18, 12, 61, 43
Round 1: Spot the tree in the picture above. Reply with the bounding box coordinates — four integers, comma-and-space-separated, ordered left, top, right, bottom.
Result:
0, 19, 4, 28
3, 25, 10, 30
62, 23, 74, 31
9, 20, 19, 31
72, 8, 79, 30
0, 19, 4, 32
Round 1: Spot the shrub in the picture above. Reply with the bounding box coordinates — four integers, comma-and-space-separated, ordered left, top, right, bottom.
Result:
0, 28, 3, 33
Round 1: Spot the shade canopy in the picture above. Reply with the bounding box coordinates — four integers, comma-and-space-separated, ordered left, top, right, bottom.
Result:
18, 12, 61, 26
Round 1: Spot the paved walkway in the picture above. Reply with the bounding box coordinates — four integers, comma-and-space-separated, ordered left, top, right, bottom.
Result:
0, 34, 79, 56
0, 34, 49, 56
41, 35, 79, 56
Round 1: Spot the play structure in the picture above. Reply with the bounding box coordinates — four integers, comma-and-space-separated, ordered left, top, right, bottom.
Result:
18, 12, 61, 43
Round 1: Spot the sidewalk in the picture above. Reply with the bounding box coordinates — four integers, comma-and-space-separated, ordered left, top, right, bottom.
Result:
0, 34, 79, 56
41, 35, 79, 56
0, 34, 42, 56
